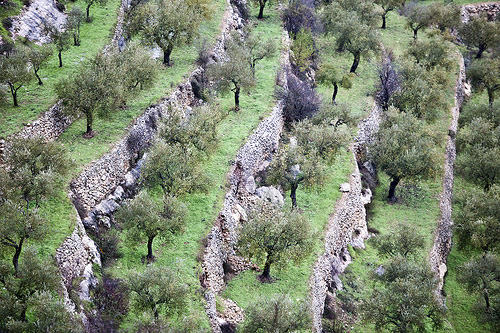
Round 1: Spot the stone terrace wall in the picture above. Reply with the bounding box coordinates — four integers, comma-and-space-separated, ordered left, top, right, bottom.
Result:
461, 1, 500, 22
10, 0, 66, 43
309, 103, 381, 332
429, 54, 466, 302
202, 31, 291, 333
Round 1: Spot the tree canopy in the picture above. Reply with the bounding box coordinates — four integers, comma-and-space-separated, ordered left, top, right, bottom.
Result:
369, 108, 439, 201
0, 45, 33, 106
0, 138, 71, 274
239, 294, 311, 332
127, 0, 213, 65
115, 191, 187, 260
237, 201, 315, 281
458, 14, 500, 59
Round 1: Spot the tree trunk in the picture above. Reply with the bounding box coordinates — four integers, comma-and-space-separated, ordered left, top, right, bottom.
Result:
86, 4, 91, 20
35, 70, 43, 85
350, 52, 360, 73
85, 111, 93, 136
381, 12, 387, 29
258, 3, 265, 19
290, 183, 298, 208
413, 28, 418, 40
388, 176, 400, 202
163, 46, 173, 66
10, 84, 18, 107
147, 236, 154, 259
488, 89, 494, 108
260, 254, 272, 280
476, 44, 485, 59
234, 85, 240, 110
332, 82, 338, 104
58, 50, 63, 67
13, 237, 24, 276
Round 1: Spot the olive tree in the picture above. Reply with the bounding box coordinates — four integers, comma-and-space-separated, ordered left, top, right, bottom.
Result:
454, 185, 500, 253
0, 247, 82, 331
362, 258, 445, 332
456, 116, 500, 191
458, 14, 500, 59
56, 44, 159, 137
371, 223, 425, 259
316, 61, 353, 104
127, 0, 213, 66
375, 0, 404, 29
237, 202, 315, 281
457, 253, 500, 329
369, 108, 439, 201
0, 45, 33, 106
403, 2, 432, 40
207, 31, 257, 110
467, 58, 500, 108
84, 0, 108, 21
43, 21, 70, 68
0, 138, 71, 274
322, 0, 379, 73
115, 191, 187, 260
26, 44, 52, 85
126, 266, 187, 320
239, 294, 311, 332
67, 6, 85, 46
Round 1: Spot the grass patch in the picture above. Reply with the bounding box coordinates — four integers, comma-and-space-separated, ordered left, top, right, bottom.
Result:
105, 5, 285, 328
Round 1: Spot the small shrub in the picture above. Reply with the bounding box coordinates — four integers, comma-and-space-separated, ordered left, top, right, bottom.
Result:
55, 1, 65, 12
2, 17, 13, 30
276, 72, 320, 127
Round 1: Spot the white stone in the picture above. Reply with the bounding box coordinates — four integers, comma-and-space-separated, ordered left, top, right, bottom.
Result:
339, 183, 351, 192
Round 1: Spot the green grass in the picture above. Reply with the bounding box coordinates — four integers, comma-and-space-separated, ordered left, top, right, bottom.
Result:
223, 151, 353, 309
1, 0, 122, 137
104, 5, 287, 328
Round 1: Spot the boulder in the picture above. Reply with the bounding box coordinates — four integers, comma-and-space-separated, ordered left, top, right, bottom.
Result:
255, 186, 284, 206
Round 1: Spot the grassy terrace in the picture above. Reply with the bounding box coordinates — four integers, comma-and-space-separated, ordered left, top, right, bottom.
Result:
18, 0, 227, 258
106, 5, 286, 329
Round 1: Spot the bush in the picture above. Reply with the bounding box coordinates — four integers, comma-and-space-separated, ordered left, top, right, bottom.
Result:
281, 0, 317, 36
276, 72, 320, 127
55, 1, 66, 12
2, 17, 13, 30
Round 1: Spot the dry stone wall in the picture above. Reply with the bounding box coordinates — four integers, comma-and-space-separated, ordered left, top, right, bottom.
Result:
202, 30, 291, 333
429, 54, 466, 302
309, 103, 381, 332
461, 2, 500, 21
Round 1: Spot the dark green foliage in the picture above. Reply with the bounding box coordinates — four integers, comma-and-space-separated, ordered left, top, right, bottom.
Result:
466, 57, 500, 107
321, 0, 379, 73
405, 38, 453, 71
239, 293, 312, 332
290, 28, 315, 74
115, 191, 187, 260
457, 253, 500, 330
0, 44, 33, 106
237, 202, 315, 280
454, 185, 500, 253
369, 108, 439, 201
126, 0, 213, 65
389, 60, 448, 122
141, 104, 222, 195
456, 110, 500, 192
0, 137, 71, 274
371, 223, 425, 258
458, 14, 500, 59
362, 258, 445, 333
126, 266, 187, 320
0, 247, 82, 332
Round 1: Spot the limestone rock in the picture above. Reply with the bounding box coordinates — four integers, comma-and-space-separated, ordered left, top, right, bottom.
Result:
255, 186, 284, 206
339, 183, 351, 192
